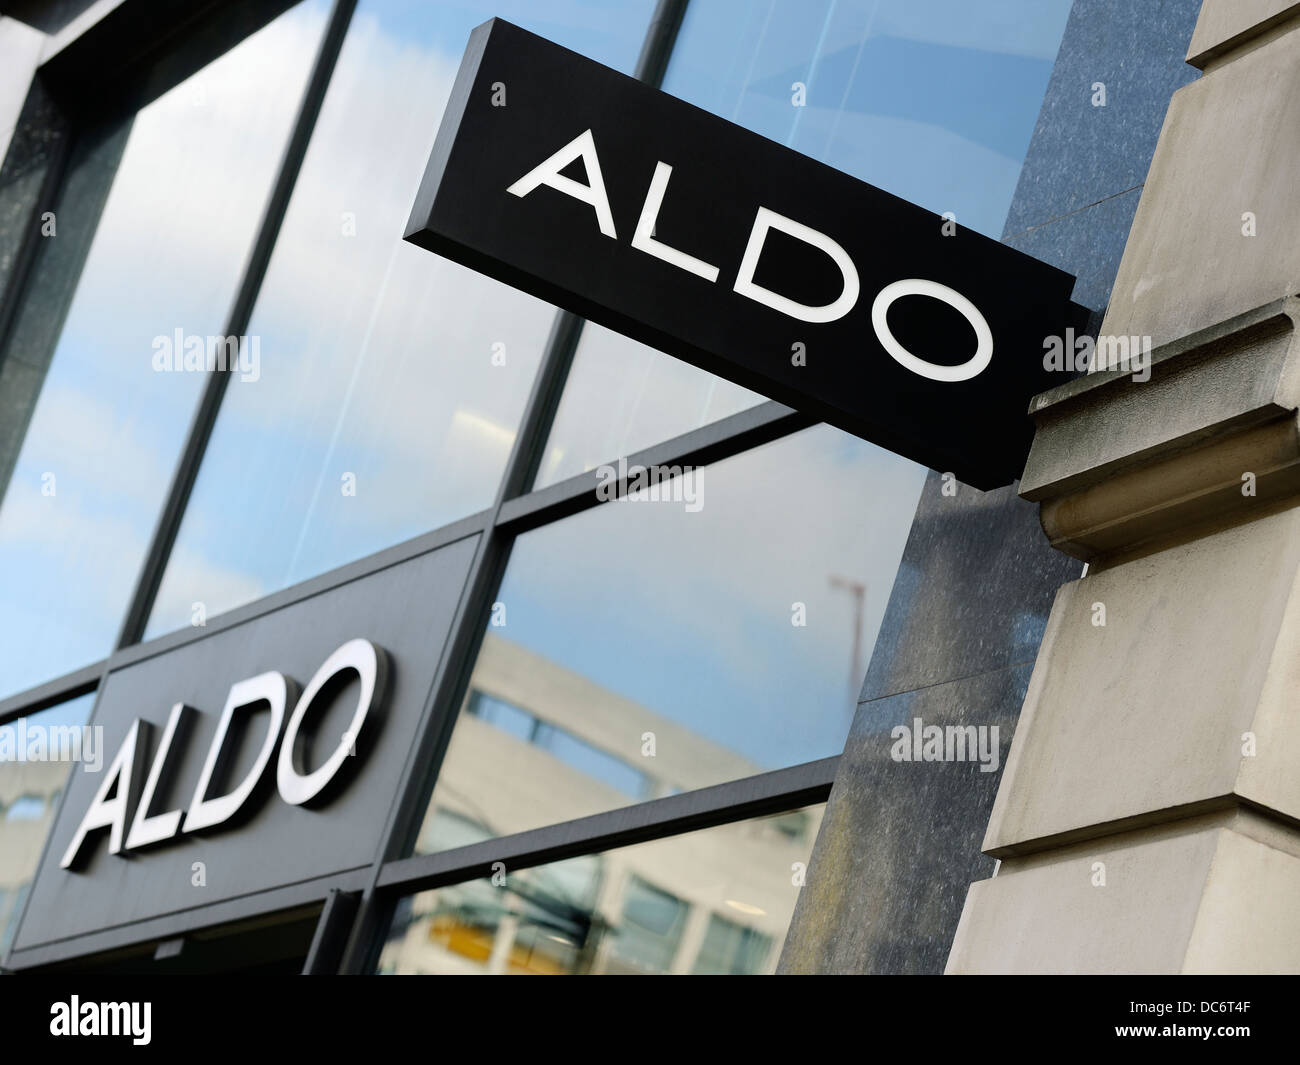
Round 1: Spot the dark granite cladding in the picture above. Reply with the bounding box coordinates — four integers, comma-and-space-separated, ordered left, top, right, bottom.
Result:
779, 662, 1033, 974
861, 472, 1081, 703
0, 80, 70, 510
0, 82, 68, 321
1006, 185, 1142, 336
780, 0, 1203, 973
1003, 0, 1202, 237
0, 117, 132, 505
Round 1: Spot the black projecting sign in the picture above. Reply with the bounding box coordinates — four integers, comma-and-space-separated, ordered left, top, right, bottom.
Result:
405, 19, 1077, 489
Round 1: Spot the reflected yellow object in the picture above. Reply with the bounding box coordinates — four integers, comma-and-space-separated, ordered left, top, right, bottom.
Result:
429, 914, 572, 974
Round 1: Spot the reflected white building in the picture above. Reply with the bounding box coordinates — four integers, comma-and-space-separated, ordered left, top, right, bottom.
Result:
382, 634, 822, 974
0, 758, 68, 954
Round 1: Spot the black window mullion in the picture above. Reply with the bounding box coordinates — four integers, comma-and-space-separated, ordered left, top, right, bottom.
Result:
377, 756, 837, 898
112, 0, 361, 652
497, 400, 813, 534
336, 0, 695, 973
0, 660, 101, 728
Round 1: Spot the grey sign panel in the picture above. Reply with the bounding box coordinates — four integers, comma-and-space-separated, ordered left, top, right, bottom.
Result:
11, 534, 479, 953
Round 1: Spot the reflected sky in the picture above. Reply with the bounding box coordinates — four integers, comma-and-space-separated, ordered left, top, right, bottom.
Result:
146, 0, 656, 637
2, 0, 1069, 706
501, 427, 925, 767
666, 0, 1072, 237
0, 2, 329, 697
425, 424, 925, 851
537, 323, 764, 487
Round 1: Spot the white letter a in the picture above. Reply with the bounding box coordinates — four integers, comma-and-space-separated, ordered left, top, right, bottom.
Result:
507, 128, 617, 238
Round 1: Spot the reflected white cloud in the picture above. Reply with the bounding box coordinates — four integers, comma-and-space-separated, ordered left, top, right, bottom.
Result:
147, 0, 656, 634
0, 2, 330, 696
538, 324, 764, 487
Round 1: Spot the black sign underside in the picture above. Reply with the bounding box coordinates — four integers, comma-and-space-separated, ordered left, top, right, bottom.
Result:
406, 19, 1077, 489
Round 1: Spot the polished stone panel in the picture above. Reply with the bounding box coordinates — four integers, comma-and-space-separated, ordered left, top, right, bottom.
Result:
0, 80, 67, 315
860, 473, 1080, 704
0, 78, 75, 506
0, 118, 127, 502
1006, 186, 1140, 332
779, 662, 1031, 974
1003, 0, 1201, 236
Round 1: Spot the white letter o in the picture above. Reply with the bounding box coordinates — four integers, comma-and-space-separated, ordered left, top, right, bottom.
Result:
277, 638, 388, 807
871, 279, 992, 382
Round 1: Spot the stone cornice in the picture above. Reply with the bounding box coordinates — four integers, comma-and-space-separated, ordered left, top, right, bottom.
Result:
1020, 296, 1300, 561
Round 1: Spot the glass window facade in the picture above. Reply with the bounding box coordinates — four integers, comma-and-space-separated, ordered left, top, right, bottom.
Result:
0, 2, 328, 697
535, 324, 764, 488
693, 911, 774, 975
144, 0, 657, 637
415, 425, 923, 852
381, 806, 823, 975
0, 0, 1077, 973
